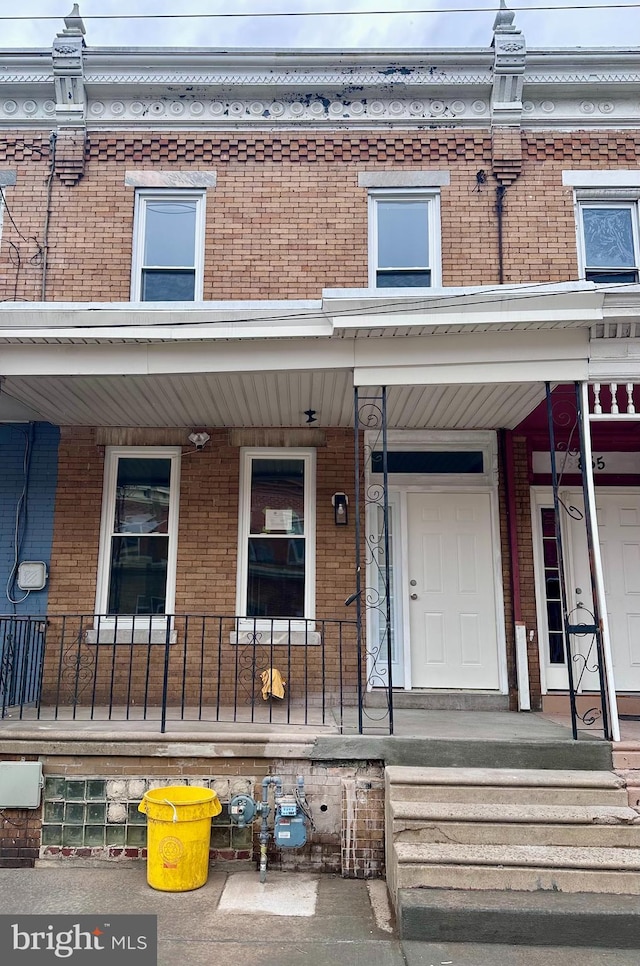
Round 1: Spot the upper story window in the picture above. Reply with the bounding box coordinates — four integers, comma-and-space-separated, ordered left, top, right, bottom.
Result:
131, 190, 205, 301
578, 202, 640, 284
369, 189, 441, 288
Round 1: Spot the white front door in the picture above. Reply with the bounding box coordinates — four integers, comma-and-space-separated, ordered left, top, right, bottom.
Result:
406, 491, 500, 689
567, 490, 640, 692
536, 488, 640, 693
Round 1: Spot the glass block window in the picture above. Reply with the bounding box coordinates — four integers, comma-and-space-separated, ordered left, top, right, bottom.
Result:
132, 191, 205, 301
579, 203, 640, 284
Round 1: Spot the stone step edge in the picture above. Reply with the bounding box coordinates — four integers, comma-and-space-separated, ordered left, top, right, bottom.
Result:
386, 766, 623, 788
397, 888, 640, 948
390, 801, 640, 824
394, 842, 640, 870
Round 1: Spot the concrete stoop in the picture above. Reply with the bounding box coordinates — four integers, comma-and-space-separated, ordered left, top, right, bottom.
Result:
386, 765, 640, 942
397, 889, 640, 948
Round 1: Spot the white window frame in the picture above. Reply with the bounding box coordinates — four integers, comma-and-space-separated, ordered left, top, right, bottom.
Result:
368, 189, 442, 289
576, 199, 640, 284
236, 447, 316, 629
94, 446, 181, 629
130, 189, 206, 301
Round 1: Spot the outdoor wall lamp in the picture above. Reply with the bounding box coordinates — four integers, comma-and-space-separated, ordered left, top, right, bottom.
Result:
332, 492, 349, 525
188, 431, 210, 451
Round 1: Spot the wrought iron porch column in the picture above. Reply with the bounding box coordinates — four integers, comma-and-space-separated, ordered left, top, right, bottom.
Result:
353, 385, 393, 735
577, 381, 620, 742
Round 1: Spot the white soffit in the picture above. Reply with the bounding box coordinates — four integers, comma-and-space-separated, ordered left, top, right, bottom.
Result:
2, 373, 546, 431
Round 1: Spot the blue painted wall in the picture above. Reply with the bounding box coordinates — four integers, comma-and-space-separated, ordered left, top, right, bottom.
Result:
0, 423, 60, 615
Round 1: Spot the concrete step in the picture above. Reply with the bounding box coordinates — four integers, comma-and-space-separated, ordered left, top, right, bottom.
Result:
390, 801, 640, 825
393, 820, 640, 848
390, 801, 640, 846
388, 783, 628, 805
365, 690, 510, 711
393, 843, 640, 894
397, 888, 640, 947
386, 766, 628, 806
386, 766, 625, 789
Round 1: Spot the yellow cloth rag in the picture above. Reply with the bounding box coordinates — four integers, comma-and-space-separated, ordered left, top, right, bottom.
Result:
260, 667, 286, 700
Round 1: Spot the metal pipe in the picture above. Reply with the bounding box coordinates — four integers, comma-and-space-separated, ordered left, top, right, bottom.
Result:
496, 184, 507, 285
381, 386, 393, 735
259, 776, 282, 883
353, 386, 363, 735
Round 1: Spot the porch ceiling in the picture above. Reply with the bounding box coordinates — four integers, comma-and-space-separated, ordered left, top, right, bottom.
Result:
1, 371, 546, 430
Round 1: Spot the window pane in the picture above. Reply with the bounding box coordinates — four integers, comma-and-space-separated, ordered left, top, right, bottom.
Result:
585, 269, 638, 284
247, 537, 305, 618
114, 458, 170, 534
371, 451, 483, 474
142, 269, 196, 301
376, 270, 431, 288
108, 535, 169, 615
583, 208, 636, 268
549, 632, 565, 664
541, 508, 556, 538
250, 459, 305, 535
144, 201, 196, 267
377, 201, 429, 269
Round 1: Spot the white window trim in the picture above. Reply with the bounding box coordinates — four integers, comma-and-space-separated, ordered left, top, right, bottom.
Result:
575, 198, 640, 282
235, 447, 316, 629
365, 429, 498, 489
130, 189, 206, 302
368, 188, 442, 290
94, 446, 181, 632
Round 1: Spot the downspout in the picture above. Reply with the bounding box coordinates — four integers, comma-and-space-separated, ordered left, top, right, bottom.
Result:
496, 184, 507, 285
41, 132, 57, 302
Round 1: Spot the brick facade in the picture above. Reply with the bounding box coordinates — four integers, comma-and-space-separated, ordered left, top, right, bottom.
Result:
2, 130, 640, 305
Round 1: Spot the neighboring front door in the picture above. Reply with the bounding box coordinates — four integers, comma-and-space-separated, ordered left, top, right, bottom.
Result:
407, 491, 500, 689
566, 489, 640, 692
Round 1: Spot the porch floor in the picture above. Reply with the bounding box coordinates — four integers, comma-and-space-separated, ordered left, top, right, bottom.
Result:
1, 704, 634, 740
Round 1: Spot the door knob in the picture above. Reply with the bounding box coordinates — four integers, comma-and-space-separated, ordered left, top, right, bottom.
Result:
410, 593, 418, 600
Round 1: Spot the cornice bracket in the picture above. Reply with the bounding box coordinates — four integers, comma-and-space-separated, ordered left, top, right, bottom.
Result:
52, 5, 87, 185
491, 1, 526, 128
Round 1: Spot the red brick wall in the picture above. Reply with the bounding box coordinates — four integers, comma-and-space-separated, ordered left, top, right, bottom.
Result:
2, 130, 640, 303
43, 427, 360, 705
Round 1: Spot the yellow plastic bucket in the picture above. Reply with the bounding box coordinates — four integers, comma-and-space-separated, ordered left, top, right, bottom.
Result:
138, 786, 221, 892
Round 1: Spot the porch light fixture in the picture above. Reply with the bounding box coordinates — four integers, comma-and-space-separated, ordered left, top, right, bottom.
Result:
332, 492, 349, 526
188, 431, 210, 450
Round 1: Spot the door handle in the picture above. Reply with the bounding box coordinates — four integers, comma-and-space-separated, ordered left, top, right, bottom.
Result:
410, 593, 418, 600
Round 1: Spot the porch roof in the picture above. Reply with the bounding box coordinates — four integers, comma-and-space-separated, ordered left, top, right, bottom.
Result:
0, 282, 637, 429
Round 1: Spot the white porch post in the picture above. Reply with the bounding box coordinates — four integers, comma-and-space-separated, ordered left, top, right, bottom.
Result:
579, 381, 621, 742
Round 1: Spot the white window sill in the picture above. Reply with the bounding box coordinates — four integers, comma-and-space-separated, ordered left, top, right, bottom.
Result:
85, 628, 177, 645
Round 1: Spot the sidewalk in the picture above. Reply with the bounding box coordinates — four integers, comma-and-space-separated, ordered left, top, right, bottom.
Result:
0, 865, 638, 966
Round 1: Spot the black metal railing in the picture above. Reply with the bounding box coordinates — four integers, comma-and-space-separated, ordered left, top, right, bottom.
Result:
0, 614, 360, 733
0, 616, 47, 717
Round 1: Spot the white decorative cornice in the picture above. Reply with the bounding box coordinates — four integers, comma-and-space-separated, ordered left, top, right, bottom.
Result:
1, 33, 640, 133
82, 67, 493, 88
